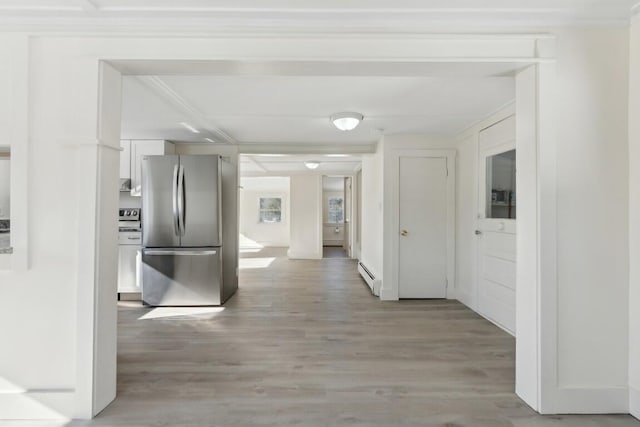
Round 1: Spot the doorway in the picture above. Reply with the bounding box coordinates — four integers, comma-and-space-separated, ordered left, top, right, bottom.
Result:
89, 55, 552, 420
322, 175, 352, 259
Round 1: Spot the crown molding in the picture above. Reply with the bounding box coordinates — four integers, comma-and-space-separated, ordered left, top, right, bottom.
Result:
0, 1, 633, 35
238, 143, 376, 155
136, 76, 236, 144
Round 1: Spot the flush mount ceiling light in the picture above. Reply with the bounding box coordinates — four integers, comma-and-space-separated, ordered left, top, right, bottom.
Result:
304, 161, 321, 170
330, 112, 363, 131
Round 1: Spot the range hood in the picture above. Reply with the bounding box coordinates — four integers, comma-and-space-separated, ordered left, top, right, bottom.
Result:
120, 178, 132, 192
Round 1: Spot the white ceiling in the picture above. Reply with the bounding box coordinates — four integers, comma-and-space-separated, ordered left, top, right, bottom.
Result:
0, 0, 633, 32
240, 154, 361, 177
240, 176, 289, 192
121, 73, 515, 146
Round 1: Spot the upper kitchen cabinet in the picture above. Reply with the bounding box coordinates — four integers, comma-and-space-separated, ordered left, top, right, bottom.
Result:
130, 140, 175, 197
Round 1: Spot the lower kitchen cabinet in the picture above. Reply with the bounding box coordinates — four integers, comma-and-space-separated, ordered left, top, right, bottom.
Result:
118, 233, 142, 293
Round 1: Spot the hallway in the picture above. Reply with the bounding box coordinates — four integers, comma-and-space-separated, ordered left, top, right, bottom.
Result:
65, 248, 638, 426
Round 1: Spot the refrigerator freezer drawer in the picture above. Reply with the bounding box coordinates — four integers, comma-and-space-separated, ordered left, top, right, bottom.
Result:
141, 247, 222, 306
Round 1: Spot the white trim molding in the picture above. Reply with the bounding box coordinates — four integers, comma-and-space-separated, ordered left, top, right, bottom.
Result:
631, 386, 640, 419
542, 387, 630, 415
0, 2, 631, 34
0, 390, 75, 420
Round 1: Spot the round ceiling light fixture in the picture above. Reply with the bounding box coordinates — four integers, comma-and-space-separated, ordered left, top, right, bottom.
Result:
304, 161, 321, 170
330, 112, 363, 131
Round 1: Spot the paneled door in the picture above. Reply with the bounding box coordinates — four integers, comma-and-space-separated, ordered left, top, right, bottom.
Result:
398, 156, 448, 298
477, 115, 517, 334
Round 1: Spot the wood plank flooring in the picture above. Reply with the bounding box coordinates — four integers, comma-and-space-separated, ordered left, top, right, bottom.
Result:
64, 247, 637, 426
323, 246, 348, 258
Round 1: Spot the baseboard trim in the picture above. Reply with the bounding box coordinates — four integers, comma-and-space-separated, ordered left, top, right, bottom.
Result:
379, 285, 397, 301
0, 389, 75, 419
631, 386, 640, 420
541, 386, 629, 414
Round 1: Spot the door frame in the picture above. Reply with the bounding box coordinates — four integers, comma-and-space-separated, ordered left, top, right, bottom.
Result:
390, 149, 456, 299
79, 35, 556, 418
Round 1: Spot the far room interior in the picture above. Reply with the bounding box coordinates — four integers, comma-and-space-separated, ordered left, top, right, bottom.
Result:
106, 60, 529, 420
70, 52, 596, 424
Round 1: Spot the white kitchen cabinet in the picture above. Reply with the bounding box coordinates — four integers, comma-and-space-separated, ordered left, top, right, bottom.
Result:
118, 231, 142, 293
130, 140, 175, 196
119, 139, 131, 179
118, 245, 141, 293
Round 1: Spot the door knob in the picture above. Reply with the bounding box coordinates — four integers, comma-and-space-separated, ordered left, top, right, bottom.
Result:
475, 230, 483, 235
400, 229, 408, 236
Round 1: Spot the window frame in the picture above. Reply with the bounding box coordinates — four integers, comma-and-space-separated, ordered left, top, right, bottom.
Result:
327, 196, 344, 224
257, 195, 285, 224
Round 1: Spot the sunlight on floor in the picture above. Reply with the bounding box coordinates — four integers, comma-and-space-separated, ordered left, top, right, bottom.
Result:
239, 257, 275, 269
138, 306, 225, 320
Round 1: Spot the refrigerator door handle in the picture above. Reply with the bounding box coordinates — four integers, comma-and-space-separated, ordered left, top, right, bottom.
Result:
172, 163, 180, 237
144, 249, 218, 256
177, 163, 186, 236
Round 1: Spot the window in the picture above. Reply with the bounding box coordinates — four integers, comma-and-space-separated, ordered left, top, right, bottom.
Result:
486, 149, 516, 219
258, 197, 282, 223
328, 197, 344, 223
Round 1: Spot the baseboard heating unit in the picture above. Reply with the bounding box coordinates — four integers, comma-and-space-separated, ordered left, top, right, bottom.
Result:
358, 261, 381, 296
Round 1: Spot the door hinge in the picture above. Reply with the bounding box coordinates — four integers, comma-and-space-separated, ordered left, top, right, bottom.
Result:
446, 278, 449, 288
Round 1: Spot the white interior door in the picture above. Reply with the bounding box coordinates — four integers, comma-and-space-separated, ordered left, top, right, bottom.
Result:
477, 116, 517, 334
398, 156, 448, 298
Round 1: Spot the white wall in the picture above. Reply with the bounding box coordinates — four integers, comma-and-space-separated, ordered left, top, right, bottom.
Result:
240, 177, 290, 248
360, 141, 384, 279
0, 157, 9, 219
455, 132, 479, 309
628, 14, 640, 419
288, 174, 322, 259
118, 192, 141, 209
553, 28, 629, 402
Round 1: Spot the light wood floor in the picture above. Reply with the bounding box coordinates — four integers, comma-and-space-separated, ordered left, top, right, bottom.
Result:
65, 247, 637, 426
323, 246, 348, 258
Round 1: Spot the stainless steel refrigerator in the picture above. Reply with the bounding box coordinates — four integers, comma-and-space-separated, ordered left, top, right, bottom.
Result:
140, 154, 238, 306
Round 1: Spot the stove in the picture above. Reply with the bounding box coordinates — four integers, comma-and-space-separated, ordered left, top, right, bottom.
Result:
118, 208, 142, 295
118, 208, 141, 232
